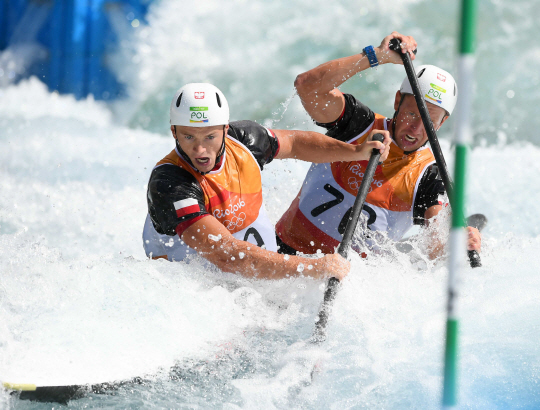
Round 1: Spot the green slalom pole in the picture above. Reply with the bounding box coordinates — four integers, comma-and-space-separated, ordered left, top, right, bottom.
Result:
442, 0, 477, 407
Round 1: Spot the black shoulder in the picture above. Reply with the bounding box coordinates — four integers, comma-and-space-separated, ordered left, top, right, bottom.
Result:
315, 93, 375, 142
228, 120, 279, 169
147, 164, 208, 235
413, 163, 446, 225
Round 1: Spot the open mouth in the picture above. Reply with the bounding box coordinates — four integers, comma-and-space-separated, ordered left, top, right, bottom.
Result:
195, 157, 211, 166
404, 134, 417, 143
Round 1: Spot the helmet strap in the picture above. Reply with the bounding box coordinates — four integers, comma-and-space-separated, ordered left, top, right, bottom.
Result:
213, 126, 227, 168
391, 94, 406, 143
174, 126, 198, 170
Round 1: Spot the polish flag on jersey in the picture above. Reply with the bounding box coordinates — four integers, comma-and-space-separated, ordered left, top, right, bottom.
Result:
174, 198, 200, 218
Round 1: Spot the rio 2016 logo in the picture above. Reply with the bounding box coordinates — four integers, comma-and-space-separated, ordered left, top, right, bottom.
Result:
213, 199, 246, 220
348, 176, 383, 193
348, 177, 361, 191
215, 198, 248, 231
349, 164, 365, 178
224, 212, 247, 231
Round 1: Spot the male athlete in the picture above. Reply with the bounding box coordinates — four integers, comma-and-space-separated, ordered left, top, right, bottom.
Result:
143, 82, 391, 280
276, 32, 482, 259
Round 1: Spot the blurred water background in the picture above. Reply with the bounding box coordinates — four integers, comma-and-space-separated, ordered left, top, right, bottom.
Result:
0, 0, 539, 408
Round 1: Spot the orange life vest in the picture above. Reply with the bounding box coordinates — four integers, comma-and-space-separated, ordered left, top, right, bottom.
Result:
144, 136, 277, 261
276, 114, 436, 254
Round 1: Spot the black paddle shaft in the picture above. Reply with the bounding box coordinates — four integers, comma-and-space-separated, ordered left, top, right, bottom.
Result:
311, 133, 385, 344
388, 38, 481, 268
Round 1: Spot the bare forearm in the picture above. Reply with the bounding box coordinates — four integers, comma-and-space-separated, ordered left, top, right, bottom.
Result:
295, 53, 371, 95
202, 235, 325, 280
276, 130, 356, 162
296, 46, 401, 93
424, 205, 446, 260
275, 129, 389, 163
181, 218, 330, 280
427, 235, 445, 260
294, 48, 390, 123
295, 32, 417, 124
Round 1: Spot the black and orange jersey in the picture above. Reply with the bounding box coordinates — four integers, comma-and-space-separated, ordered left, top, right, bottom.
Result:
276, 94, 445, 255
144, 120, 280, 261
317, 93, 444, 217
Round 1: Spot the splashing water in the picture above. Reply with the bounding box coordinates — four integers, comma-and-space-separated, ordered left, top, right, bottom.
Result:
1, 0, 540, 408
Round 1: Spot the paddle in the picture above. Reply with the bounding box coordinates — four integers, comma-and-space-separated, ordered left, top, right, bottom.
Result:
311, 133, 385, 344
388, 38, 482, 268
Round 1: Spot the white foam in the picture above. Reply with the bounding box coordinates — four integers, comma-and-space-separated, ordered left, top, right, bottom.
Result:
1, 0, 540, 406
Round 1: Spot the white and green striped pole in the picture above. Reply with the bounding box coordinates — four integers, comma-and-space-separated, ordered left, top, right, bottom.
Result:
442, 0, 477, 407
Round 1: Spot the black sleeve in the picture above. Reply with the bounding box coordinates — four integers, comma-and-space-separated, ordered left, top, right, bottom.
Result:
315, 93, 376, 142
228, 120, 279, 170
413, 164, 446, 225
147, 164, 208, 236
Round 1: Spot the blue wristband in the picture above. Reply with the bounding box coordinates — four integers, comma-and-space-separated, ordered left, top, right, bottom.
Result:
363, 45, 378, 67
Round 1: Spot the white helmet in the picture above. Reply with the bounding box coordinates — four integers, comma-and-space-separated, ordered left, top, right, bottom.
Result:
170, 83, 229, 127
400, 65, 458, 116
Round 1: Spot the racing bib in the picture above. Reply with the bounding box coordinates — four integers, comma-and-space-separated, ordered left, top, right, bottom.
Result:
276, 114, 435, 254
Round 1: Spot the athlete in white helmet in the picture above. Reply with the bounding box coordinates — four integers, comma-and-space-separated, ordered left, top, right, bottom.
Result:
276, 32, 481, 259
143, 82, 392, 280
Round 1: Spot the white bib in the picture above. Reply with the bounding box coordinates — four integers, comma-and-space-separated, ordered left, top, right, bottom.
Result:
143, 204, 277, 262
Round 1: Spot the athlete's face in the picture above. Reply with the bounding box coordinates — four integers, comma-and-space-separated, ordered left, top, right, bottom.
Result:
173, 124, 228, 173
392, 92, 448, 152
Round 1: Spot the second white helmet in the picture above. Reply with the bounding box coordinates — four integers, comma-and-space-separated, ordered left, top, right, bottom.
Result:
170, 83, 230, 127
400, 65, 458, 116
